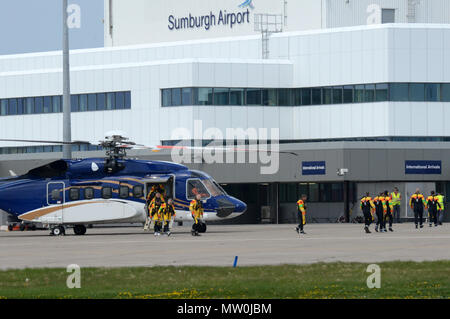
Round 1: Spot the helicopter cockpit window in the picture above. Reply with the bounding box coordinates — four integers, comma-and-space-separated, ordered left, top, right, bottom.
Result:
69, 188, 80, 201
102, 187, 112, 199
119, 186, 129, 199
84, 187, 94, 200
202, 179, 226, 197
133, 185, 144, 198
186, 179, 210, 200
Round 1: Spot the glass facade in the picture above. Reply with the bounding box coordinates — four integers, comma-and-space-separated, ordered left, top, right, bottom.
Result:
0, 144, 102, 155
162, 83, 450, 107
279, 182, 355, 203
0, 91, 131, 116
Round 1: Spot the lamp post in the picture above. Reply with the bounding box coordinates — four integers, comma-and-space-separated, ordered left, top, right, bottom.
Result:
62, 0, 72, 159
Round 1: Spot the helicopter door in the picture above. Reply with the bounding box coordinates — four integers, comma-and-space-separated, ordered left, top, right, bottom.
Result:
144, 176, 173, 199
46, 182, 65, 224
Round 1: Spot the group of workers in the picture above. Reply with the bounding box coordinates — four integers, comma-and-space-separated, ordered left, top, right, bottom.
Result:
144, 184, 205, 237
144, 184, 176, 236
360, 187, 445, 233
296, 187, 445, 236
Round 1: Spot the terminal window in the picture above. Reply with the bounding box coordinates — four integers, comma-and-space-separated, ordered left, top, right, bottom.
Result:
382, 9, 395, 24
161, 83, 450, 107
0, 91, 131, 117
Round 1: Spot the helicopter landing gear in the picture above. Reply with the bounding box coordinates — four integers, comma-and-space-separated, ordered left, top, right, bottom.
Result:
50, 226, 65, 236
73, 225, 87, 235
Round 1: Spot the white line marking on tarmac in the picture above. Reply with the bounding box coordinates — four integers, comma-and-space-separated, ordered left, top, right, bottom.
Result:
1, 235, 449, 247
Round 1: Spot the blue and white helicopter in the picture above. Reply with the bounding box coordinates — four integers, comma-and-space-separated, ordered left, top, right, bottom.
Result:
0, 134, 247, 236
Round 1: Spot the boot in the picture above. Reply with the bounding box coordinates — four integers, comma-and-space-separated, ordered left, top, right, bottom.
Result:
389, 227, 393, 232
365, 226, 371, 234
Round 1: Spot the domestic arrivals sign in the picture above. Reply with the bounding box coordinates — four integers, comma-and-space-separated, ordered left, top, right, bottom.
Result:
302, 161, 326, 175
405, 160, 442, 175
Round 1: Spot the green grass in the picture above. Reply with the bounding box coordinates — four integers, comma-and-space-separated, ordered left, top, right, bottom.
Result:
0, 261, 449, 299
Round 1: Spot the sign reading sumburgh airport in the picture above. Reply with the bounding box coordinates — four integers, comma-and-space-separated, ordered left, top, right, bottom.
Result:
302, 161, 326, 176
405, 160, 442, 175
168, 0, 254, 31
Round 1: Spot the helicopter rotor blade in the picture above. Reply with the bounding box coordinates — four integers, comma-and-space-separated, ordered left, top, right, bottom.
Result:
0, 138, 93, 145
128, 144, 299, 156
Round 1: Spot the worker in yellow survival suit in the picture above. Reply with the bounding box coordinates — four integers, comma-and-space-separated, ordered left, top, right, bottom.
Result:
295, 194, 308, 235
437, 193, 445, 226
383, 191, 394, 232
190, 194, 204, 237
149, 192, 165, 236
159, 198, 176, 236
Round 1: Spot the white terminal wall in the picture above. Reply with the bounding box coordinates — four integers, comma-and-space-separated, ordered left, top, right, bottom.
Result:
104, 0, 450, 46
1, 24, 450, 148
104, 0, 323, 46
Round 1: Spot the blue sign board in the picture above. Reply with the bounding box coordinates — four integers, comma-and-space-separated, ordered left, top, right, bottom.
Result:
405, 160, 442, 175
302, 161, 326, 175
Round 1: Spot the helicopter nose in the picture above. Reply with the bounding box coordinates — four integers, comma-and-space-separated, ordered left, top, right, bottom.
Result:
215, 197, 247, 217
235, 200, 247, 214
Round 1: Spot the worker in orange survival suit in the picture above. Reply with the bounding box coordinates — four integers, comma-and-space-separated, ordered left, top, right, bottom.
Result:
295, 194, 308, 235
410, 188, 427, 229
426, 191, 441, 228
373, 193, 387, 233
360, 192, 375, 234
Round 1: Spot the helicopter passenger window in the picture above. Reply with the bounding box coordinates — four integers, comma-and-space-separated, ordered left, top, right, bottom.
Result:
186, 179, 210, 200
102, 187, 112, 199
51, 189, 61, 201
69, 188, 80, 201
119, 186, 129, 199
133, 185, 144, 198
84, 187, 94, 200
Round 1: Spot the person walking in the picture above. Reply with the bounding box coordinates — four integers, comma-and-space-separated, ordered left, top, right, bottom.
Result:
437, 193, 445, 225
426, 191, 440, 227
360, 192, 375, 234
295, 194, 308, 235
373, 193, 387, 232
410, 188, 427, 229
391, 187, 402, 223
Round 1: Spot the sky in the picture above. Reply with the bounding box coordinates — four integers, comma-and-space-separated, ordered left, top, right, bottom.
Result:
0, 0, 104, 55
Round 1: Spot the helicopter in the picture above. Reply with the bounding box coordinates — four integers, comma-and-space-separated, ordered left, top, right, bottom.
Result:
0, 133, 247, 236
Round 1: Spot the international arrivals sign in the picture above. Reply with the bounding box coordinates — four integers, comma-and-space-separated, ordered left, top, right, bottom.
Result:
168, 0, 253, 31
302, 161, 326, 175
405, 160, 442, 175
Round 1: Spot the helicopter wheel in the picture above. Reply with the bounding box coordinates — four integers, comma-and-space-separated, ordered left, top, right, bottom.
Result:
198, 222, 207, 233
51, 226, 65, 236
73, 225, 87, 235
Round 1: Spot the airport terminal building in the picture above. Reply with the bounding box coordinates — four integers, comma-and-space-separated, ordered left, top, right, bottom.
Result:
2, 0, 450, 225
